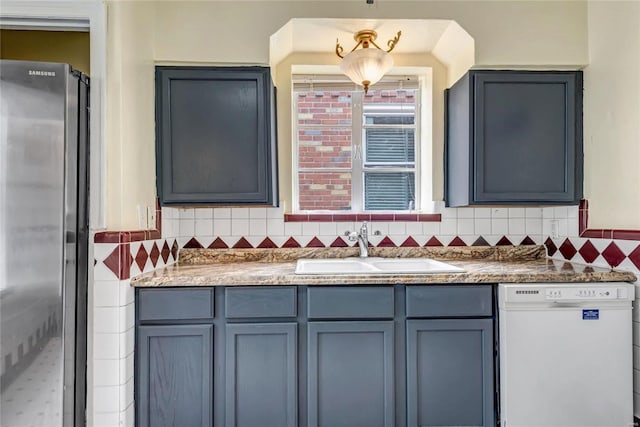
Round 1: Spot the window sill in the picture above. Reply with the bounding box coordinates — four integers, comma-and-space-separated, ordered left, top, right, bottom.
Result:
284, 213, 441, 222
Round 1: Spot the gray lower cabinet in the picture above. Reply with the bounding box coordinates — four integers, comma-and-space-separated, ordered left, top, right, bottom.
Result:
225, 323, 297, 427
136, 286, 496, 427
406, 319, 495, 427
137, 324, 213, 427
307, 321, 395, 427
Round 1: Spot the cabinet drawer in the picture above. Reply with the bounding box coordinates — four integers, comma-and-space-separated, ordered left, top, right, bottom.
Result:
307, 287, 394, 319
406, 285, 493, 318
138, 288, 214, 321
225, 287, 297, 318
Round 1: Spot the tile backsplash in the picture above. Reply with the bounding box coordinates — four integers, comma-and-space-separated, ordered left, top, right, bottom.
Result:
161, 203, 579, 250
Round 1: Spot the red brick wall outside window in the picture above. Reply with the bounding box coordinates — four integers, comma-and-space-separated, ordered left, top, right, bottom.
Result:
297, 91, 353, 210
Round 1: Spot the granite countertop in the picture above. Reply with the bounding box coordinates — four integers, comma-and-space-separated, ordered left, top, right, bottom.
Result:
131, 246, 637, 287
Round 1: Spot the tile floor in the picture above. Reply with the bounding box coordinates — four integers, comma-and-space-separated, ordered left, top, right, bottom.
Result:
1, 338, 63, 427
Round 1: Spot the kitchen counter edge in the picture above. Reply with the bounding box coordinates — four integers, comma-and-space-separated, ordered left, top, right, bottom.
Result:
130, 258, 636, 287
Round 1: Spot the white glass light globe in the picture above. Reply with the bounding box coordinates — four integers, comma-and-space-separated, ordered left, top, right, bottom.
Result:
339, 48, 394, 91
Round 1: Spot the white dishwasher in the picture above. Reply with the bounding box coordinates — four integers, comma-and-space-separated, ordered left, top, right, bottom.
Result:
498, 283, 634, 427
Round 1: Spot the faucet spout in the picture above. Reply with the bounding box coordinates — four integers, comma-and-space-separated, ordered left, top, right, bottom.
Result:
358, 222, 369, 257
346, 222, 369, 257
356, 236, 368, 257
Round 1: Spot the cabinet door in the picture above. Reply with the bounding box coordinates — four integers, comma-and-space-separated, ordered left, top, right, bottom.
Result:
137, 325, 213, 427
156, 66, 277, 206
225, 323, 297, 427
406, 319, 494, 427
474, 71, 582, 204
308, 321, 394, 427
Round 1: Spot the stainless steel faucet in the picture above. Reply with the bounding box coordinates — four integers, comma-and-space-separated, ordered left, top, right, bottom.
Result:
347, 222, 369, 258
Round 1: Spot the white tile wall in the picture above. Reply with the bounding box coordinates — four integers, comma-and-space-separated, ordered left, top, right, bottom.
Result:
194, 207, 213, 219
162, 202, 575, 251
474, 218, 492, 236
92, 235, 179, 426
92, 411, 120, 427
92, 385, 119, 413
491, 218, 509, 235
120, 402, 134, 427
92, 278, 136, 423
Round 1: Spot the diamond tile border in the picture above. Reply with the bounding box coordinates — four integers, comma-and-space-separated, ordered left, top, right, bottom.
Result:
96, 238, 179, 280
98, 234, 640, 279
174, 235, 542, 250
163, 232, 640, 274
547, 236, 640, 273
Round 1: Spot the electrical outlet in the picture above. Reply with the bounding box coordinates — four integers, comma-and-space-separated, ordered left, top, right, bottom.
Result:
147, 206, 156, 229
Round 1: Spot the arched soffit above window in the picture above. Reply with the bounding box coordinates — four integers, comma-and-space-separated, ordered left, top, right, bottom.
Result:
269, 18, 475, 87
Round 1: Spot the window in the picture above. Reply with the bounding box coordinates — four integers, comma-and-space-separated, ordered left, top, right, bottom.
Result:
294, 76, 420, 212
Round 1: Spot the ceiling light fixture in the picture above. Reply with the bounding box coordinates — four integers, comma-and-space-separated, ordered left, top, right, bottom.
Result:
336, 29, 401, 94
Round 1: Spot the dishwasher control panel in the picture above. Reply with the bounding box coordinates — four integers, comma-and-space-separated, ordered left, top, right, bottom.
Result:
499, 283, 634, 304
545, 287, 628, 301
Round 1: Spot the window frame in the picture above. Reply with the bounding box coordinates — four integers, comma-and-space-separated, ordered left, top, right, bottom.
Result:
292, 80, 421, 213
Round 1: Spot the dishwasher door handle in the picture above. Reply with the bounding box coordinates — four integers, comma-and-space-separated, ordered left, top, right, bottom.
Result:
550, 302, 583, 308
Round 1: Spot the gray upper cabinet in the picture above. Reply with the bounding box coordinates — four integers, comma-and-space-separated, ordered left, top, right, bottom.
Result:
156, 66, 278, 206
446, 70, 583, 206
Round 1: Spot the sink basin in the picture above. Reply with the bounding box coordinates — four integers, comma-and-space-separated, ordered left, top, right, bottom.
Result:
367, 258, 465, 273
295, 257, 464, 275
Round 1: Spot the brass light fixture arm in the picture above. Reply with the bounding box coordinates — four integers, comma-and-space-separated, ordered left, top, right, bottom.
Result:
386, 31, 401, 53
336, 39, 345, 59
349, 40, 364, 53
368, 39, 383, 50
335, 30, 402, 59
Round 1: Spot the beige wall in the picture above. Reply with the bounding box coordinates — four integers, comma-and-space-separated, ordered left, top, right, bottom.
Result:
106, 0, 590, 229
0, 29, 90, 74
105, 1, 156, 230
154, 1, 587, 66
583, 1, 640, 229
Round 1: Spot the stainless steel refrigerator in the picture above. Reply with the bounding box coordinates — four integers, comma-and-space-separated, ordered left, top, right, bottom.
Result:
0, 60, 89, 427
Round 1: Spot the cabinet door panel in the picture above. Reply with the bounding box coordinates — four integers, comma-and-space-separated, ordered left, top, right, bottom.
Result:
406, 319, 494, 427
225, 323, 297, 427
137, 325, 213, 427
308, 321, 394, 427
445, 70, 582, 206
475, 72, 578, 202
156, 67, 277, 205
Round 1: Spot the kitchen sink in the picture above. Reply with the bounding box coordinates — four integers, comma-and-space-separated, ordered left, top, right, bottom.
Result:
295, 257, 465, 275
